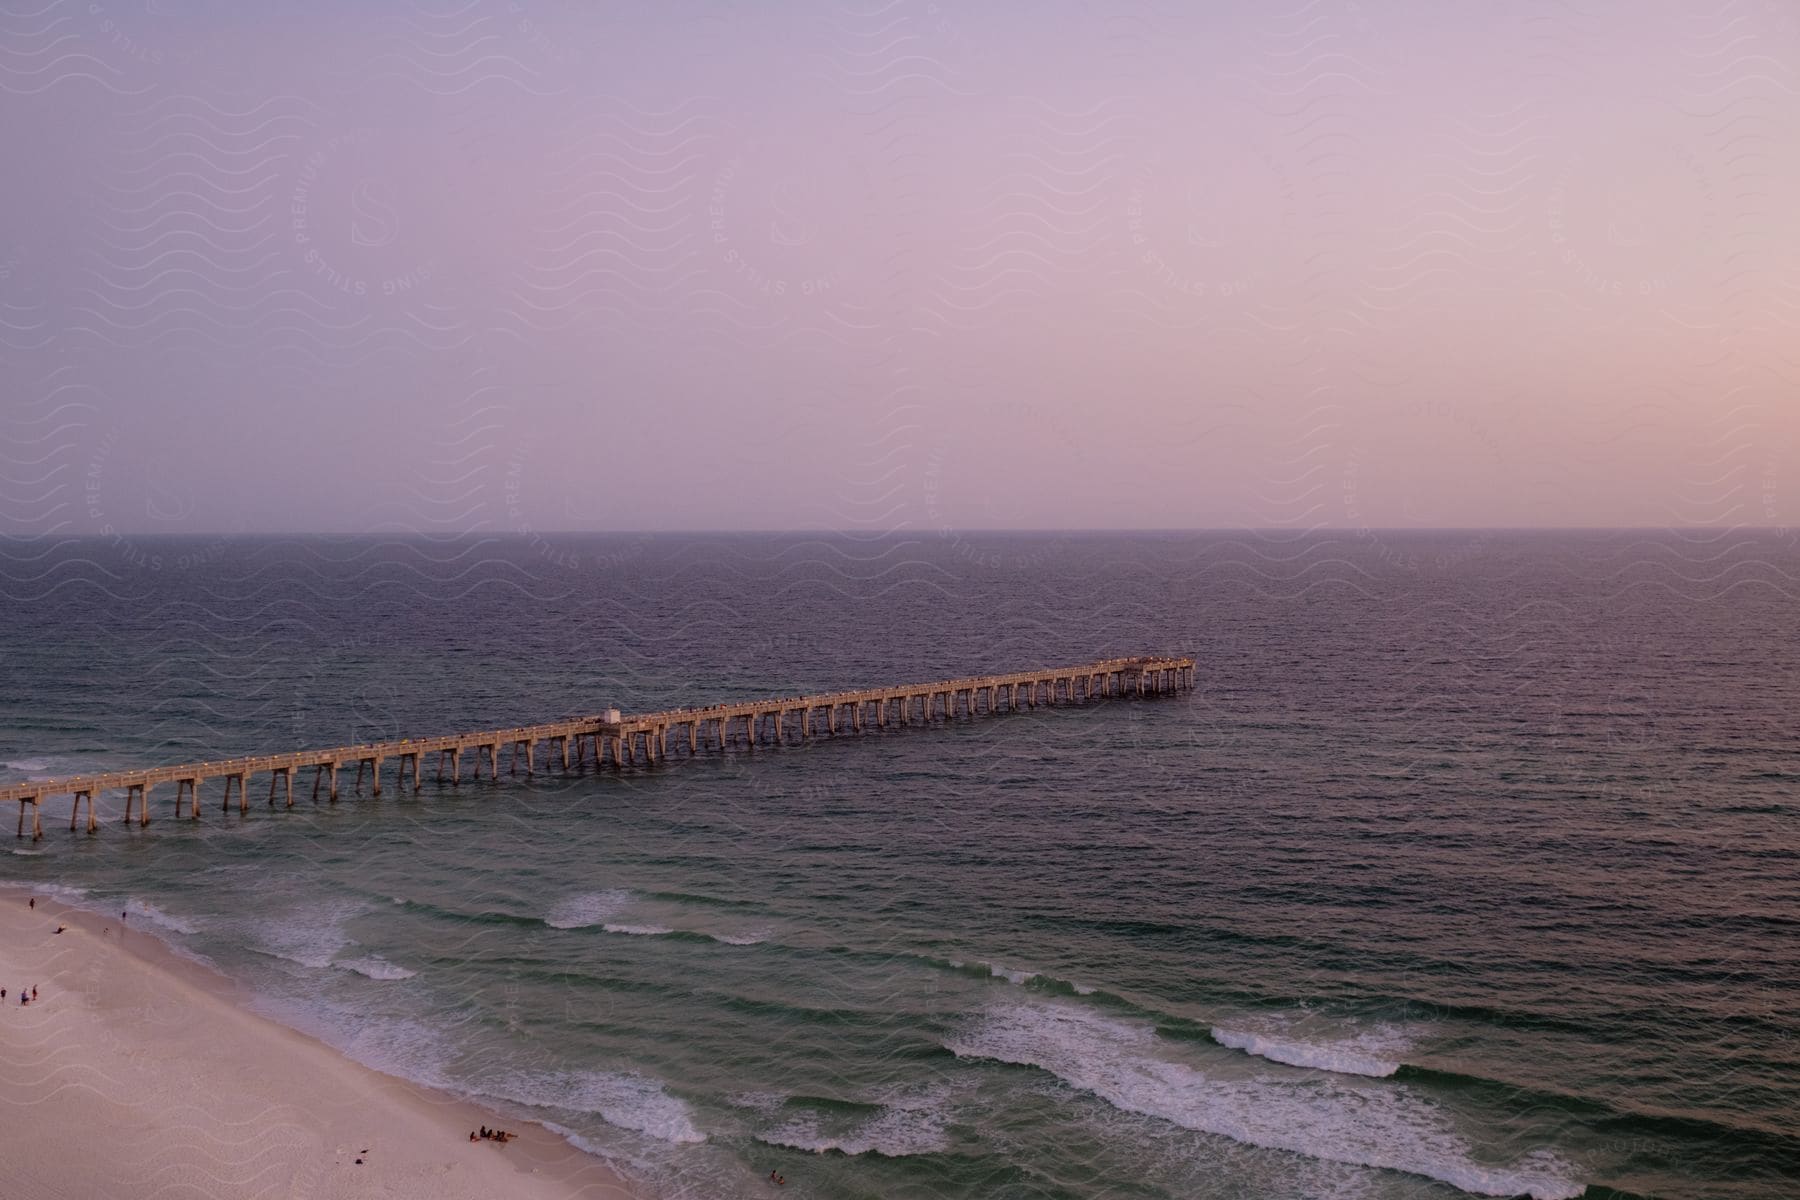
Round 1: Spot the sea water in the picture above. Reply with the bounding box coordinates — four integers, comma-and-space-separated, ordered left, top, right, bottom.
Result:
2, 532, 1795, 1199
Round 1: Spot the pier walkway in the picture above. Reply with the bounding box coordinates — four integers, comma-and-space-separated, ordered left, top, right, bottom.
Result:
6, 656, 1194, 837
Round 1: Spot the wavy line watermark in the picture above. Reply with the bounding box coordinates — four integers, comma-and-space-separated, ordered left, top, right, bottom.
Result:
707, 134, 884, 309
922, 401, 1081, 570
500, 428, 653, 571
290, 128, 439, 302
83, 425, 230, 571
1124, 147, 1298, 302
1543, 139, 1715, 300
1340, 400, 1505, 572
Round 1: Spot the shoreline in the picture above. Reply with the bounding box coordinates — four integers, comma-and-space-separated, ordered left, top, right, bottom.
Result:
0, 884, 647, 1199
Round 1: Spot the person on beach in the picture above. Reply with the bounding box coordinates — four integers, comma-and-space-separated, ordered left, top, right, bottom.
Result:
469, 1131, 479, 1142
27, 897, 33, 909
31, 986, 37, 1000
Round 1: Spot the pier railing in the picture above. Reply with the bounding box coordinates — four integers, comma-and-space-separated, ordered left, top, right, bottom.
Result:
6, 655, 1195, 836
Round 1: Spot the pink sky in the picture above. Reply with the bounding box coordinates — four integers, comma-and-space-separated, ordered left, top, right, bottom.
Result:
1, 0, 1796, 532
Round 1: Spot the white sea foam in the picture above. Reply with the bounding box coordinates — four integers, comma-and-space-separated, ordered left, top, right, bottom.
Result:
709, 929, 771, 946
245, 901, 360, 968
335, 955, 416, 981
1211, 1025, 1407, 1079
545, 889, 633, 929
948, 957, 1035, 984
244, 999, 693, 1167
758, 1104, 951, 1158
246, 994, 458, 1096
538, 1122, 662, 1176
727, 1090, 788, 1115
0, 879, 88, 902
481, 1069, 706, 1145
3, 756, 114, 784
333, 1014, 457, 1090
603, 923, 675, 937
2, 882, 210, 957
945, 1000, 1584, 1200
126, 899, 200, 936
949, 956, 1097, 992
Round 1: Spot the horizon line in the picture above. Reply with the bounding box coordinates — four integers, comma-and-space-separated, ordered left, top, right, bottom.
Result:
7, 526, 1794, 539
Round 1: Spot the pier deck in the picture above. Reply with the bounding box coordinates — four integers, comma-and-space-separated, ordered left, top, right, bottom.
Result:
6, 656, 1194, 836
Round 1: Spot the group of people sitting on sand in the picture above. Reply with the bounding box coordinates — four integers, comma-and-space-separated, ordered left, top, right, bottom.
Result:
5, 986, 38, 1005
469, 1126, 514, 1144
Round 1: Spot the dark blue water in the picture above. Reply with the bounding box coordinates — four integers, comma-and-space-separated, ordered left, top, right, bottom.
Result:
2, 532, 1796, 1199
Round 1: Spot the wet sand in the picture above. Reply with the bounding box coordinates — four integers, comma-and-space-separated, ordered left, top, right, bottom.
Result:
0, 886, 641, 1200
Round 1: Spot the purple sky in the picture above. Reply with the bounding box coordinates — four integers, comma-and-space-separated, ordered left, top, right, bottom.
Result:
2, 0, 1796, 533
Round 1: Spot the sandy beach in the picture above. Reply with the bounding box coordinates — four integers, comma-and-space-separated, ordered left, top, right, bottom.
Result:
0, 886, 642, 1200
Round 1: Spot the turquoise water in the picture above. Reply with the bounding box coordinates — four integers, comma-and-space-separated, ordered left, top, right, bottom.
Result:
3, 533, 1796, 1199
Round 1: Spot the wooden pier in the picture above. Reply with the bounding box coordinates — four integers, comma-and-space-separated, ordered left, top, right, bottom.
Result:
5, 656, 1194, 838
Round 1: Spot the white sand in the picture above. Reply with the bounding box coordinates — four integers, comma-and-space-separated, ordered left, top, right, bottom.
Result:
0, 887, 643, 1199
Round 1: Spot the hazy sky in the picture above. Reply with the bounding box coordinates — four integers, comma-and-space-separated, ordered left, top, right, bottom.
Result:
2, 0, 1796, 534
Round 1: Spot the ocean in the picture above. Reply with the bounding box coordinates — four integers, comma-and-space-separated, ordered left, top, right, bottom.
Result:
1, 531, 1795, 1199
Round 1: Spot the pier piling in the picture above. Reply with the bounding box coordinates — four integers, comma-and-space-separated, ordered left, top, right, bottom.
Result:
6, 656, 1194, 836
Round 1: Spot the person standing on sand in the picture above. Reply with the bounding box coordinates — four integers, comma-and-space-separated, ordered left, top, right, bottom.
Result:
28, 897, 33, 909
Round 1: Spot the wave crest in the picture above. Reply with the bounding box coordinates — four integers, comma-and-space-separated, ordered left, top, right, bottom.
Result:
481, 1069, 706, 1145
946, 1000, 1583, 1200
335, 955, 416, 981
758, 1106, 949, 1158
545, 889, 633, 928
1211, 1024, 1405, 1078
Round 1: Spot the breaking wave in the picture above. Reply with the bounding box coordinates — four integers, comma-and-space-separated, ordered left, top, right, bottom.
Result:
945, 1000, 1584, 1200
